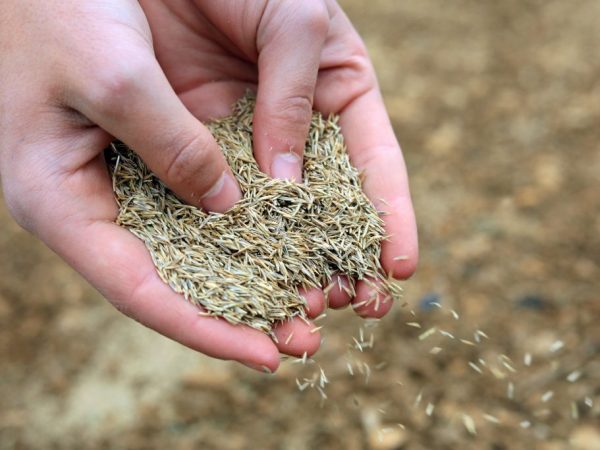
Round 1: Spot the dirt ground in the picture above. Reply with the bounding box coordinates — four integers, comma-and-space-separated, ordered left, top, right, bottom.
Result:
1, 1, 599, 449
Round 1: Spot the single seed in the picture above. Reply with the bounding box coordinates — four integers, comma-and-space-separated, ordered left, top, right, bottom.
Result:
425, 402, 435, 416
419, 327, 437, 341
468, 362, 483, 374
571, 402, 579, 420
414, 389, 423, 407
566, 370, 582, 383
463, 414, 476, 435
507, 382, 515, 400
549, 340, 564, 353
541, 391, 554, 403
483, 414, 500, 424
284, 332, 294, 345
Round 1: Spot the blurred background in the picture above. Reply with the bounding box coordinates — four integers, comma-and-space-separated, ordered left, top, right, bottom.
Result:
1, 0, 599, 449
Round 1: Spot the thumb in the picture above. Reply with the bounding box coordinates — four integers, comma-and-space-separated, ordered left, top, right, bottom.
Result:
71, 55, 241, 213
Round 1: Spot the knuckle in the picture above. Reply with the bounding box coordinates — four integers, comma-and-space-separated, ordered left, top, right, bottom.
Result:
86, 59, 150, 116
271, 94, 313, 131
297, 1, 330, 35
164, 133, 219, 193
344, 53, 376, 86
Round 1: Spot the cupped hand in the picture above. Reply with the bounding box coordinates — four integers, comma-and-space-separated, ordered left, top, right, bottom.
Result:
0, 0, 417, 372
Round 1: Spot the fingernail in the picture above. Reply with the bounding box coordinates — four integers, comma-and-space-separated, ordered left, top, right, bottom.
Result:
242, 362, 274, 374
271, 152, 303, 182
201, 171, 241, 213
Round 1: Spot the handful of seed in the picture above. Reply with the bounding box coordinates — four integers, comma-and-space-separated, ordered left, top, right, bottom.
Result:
109, 94, 399, 334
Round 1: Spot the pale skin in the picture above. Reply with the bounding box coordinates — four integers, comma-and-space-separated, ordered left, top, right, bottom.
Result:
0, 0, 418, 372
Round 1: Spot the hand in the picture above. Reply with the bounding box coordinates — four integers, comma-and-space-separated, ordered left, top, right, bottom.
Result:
0, 0, 418, 372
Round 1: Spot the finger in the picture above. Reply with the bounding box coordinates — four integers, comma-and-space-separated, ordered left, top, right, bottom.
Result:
271, 287, 323, 357
69, 56, 241, 212
325, 273, 353, 309
351, 277, 394, 319
339, 88, 419, 279
253, 1, 330, 181
301, 286, 326, 318
272, 317, 321, 357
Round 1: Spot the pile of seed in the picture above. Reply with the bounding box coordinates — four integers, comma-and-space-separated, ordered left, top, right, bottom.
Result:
109, 94, 399, 334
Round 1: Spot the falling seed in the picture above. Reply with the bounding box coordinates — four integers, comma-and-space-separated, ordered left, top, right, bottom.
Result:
439, 330, 455, 339
475, 330, 489, 340
524, 353, 532, 366
450, 309, 460, 320
346, 362, 354, 376
549, 340, 564, 353
483, 414, 500, 424
468, 362, 483, 374
414, 390, 423, 407
426, 403, 435, 416
566, 370, 582, 383
541, 391, 554, 402
375, 362, 388, 370
584, 397, 593, 408
460, 339, 476, 346
462, 414, 477, 435
419, 327, 437, 341
285, 332, 294, 345
520, 420, 531, 429
500, 360, 517, 373
316, 386, 327, 401
507, 382, 515, 400
314, 313, 327, 322
406, 322, 422, 328
296, 378, 309, 391
571, 402, 579, 420
429, 347, 443, 355
352, 337, 364, 352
